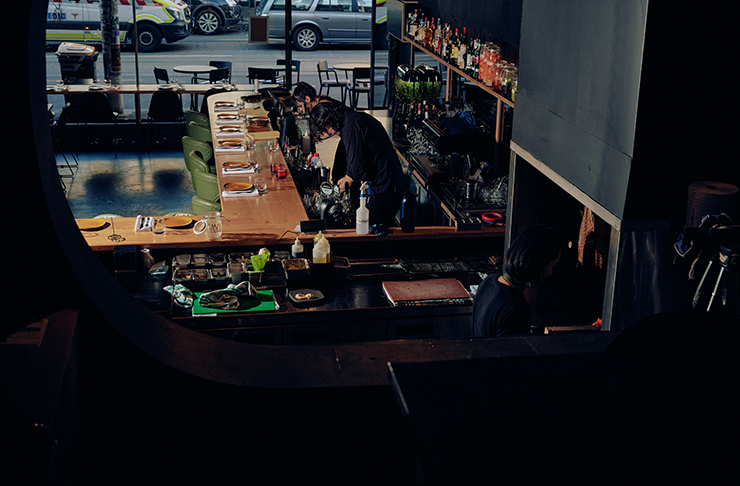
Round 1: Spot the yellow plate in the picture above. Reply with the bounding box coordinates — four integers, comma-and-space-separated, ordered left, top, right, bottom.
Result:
223, 161, 247, 169
224, 182, 254, 191
77, 219, 107, 231
164, 216, 193, 228
215, 101, 235, 107
217, 114, 239, 119
219, 126, 242, 132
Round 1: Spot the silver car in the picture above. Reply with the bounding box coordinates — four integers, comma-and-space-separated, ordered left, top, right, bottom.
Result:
258, 0, 388, 51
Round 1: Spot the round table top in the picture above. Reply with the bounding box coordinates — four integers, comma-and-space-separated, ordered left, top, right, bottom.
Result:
173, 65, 218, 74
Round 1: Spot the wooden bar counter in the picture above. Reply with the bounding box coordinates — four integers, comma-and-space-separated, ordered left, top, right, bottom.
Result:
78, 90, 505, 252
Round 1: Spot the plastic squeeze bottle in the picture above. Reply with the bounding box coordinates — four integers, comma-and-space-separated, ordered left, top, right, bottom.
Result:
291, 237, 304, 258
356, 182, 370, 235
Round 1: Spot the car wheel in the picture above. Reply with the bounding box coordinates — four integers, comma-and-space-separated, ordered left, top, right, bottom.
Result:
136, 24, 162, 52
195, 9, 222, 35
293, 25, 319, 51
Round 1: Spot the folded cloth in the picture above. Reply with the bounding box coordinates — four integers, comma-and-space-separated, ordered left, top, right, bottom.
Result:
222, 166, 256, 174
222, 189, 260, 197
216, 117, 243, 126
164, 284, 194, 308
198, 281, 258, 310
215, 145, 245, 154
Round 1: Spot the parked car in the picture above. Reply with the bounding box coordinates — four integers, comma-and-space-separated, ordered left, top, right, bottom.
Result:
257, 0, 388, 51
46, 0, 191, 52
188, 0, 242, 35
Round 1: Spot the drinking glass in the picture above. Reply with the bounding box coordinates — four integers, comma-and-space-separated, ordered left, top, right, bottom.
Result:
204, 211, 223, 238
276, 165, 288, 181
268, 139, 279, 152
153, 217, 166, 234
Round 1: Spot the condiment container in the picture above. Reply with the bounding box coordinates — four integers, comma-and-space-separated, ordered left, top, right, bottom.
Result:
228, 261, 246, 283
283, 258, 310, 284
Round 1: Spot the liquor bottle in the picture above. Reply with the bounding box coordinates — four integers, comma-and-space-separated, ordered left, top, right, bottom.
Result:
424, 17, 435, 49
450, 29, 459, 66
434, 18, 442, 55
406, 9, 417, 39
458, 27, 468, 72
441, 23, 450, 60
473, 39, 480, 80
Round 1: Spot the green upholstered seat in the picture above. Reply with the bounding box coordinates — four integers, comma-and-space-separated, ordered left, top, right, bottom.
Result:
184, 149, 212, 174
182, 136, 215, 173
191, 165, 221, 202
191, 195, 222, 215
186, 120, 212, 143
185, 109, 209, 127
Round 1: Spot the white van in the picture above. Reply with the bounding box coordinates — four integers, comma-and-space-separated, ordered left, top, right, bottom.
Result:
46, 0, 191, 52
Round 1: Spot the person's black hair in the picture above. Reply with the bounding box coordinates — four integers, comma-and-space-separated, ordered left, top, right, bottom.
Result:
292, 81, 317, 103
308, 100, 347, 142
503, 224, 561, 287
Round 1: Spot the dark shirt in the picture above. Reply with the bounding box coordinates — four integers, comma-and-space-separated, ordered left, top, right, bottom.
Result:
340, 110, 403, 198
473, 275, 531, 337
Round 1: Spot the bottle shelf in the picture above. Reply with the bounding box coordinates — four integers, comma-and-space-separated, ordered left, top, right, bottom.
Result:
402, 36, 514, 107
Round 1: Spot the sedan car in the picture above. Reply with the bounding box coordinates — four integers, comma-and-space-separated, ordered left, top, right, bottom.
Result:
189, 0, 242, 35
258, 0, 388, 51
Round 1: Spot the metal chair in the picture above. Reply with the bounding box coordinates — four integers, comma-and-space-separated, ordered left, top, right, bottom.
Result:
277, 59, 301, 86
209, 61, 232, 83
154, 67, 170, 84
146, 90, 185, 147
248, 67, 280, 86
346, 67, 388, 109
51, 103, 78, 176
317, 60, 348, 102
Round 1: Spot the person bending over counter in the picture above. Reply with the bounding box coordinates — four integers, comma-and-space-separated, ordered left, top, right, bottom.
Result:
309, 101, 403, 227
473, 225, 562, 337
291, 82, 348, 184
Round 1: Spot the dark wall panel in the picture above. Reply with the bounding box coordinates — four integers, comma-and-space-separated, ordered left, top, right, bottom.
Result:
512, 0, 648, 220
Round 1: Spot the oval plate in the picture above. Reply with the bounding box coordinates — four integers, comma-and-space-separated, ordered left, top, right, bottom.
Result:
224, 182, 254, 191
214, 101, 235, 107
217, 114, 239, 120
164, 216, 193, 228
289, 289, 325, 304
219, 126, 243, 132
223, 161, 247, 169
77, 219, 107, 231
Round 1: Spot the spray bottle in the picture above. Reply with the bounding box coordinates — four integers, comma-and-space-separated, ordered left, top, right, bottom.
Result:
356, 181, 370, 235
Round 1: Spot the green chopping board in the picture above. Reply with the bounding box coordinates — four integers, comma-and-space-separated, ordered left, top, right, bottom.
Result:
192, 289, 276, 315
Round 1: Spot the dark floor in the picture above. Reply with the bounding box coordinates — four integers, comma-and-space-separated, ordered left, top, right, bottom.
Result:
59, 144, 196, 219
